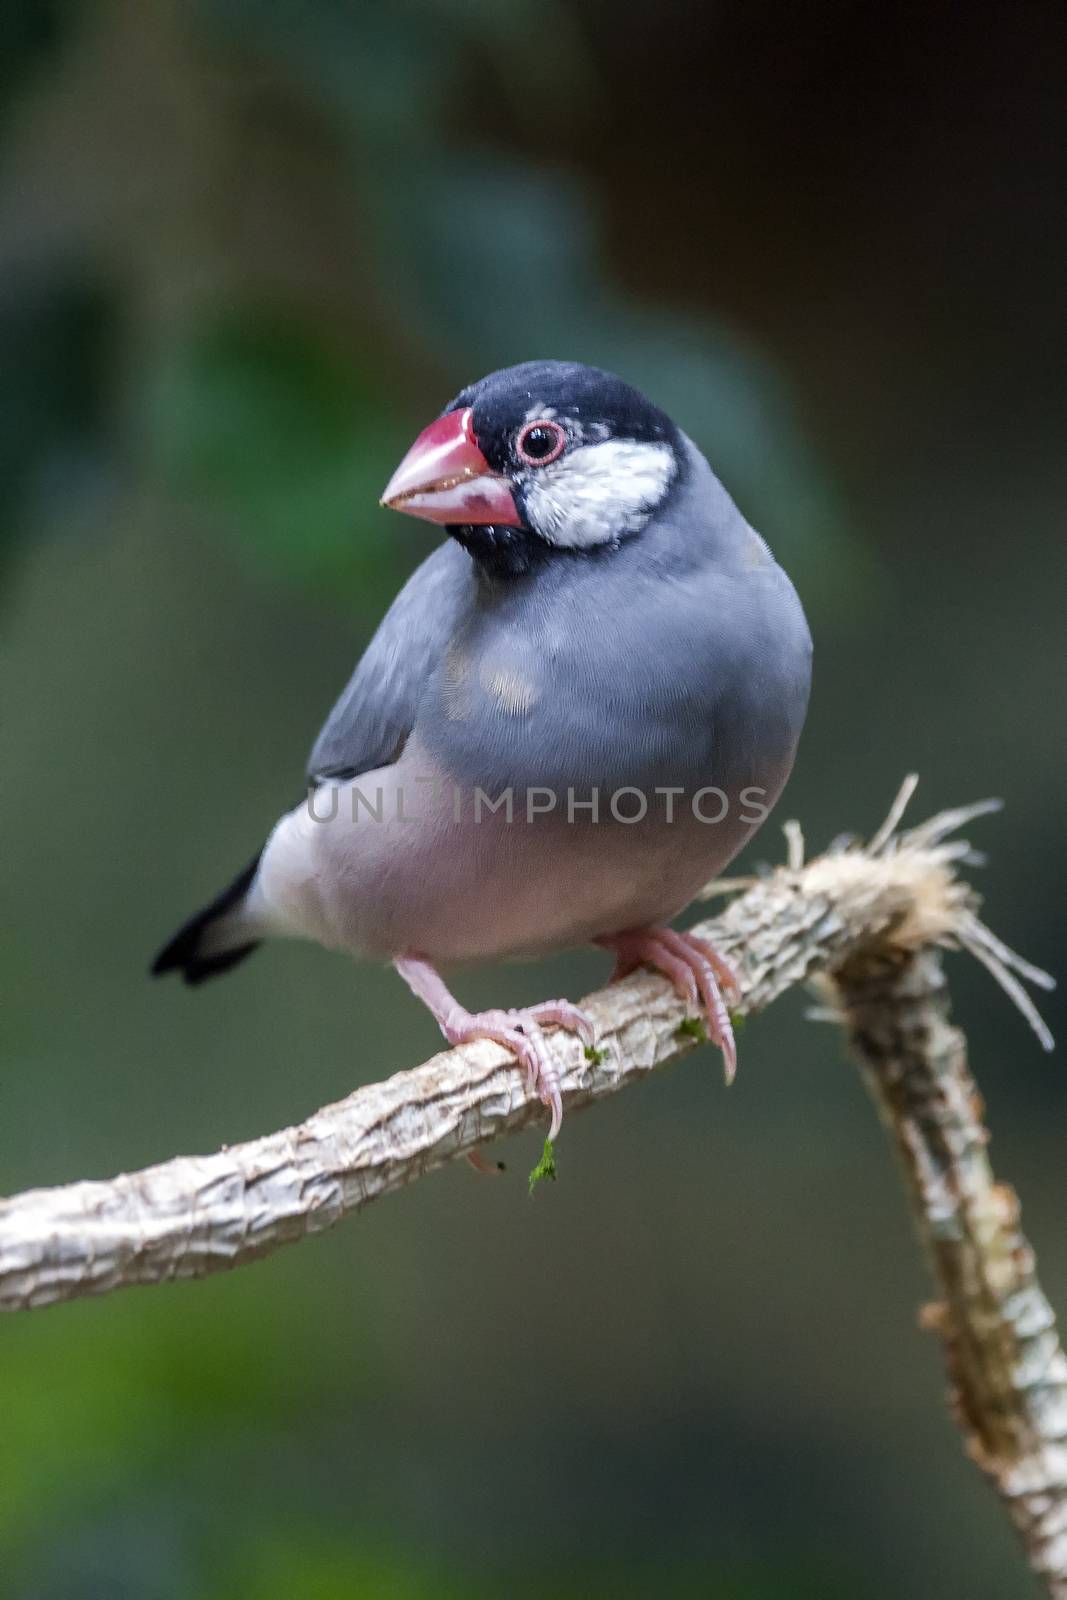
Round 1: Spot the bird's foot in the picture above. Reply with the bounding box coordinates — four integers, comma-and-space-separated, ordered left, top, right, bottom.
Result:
596, 926, 740, 1083
393, 956, 595, 1140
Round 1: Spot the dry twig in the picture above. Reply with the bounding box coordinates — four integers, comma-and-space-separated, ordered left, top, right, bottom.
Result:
1, 781, 1062, 1590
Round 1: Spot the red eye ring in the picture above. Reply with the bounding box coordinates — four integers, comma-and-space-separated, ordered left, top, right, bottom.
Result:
515, 419, 566, 467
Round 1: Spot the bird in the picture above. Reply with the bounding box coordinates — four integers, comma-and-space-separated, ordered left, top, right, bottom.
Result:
152, 360, 812, 1140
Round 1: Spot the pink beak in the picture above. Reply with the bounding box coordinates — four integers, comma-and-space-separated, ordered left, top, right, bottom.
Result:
380, 406, 521, 527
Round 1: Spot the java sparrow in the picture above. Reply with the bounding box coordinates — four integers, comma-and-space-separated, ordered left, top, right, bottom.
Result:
153, 361, 812, 1139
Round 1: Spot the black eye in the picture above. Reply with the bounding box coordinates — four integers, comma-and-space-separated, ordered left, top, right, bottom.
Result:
516, 419, 566, 467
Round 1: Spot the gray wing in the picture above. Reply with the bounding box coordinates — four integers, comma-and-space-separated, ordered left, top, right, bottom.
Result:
307, 540, 474, 784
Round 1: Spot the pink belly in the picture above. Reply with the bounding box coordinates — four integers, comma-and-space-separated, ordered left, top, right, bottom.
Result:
268, 758, 779, 964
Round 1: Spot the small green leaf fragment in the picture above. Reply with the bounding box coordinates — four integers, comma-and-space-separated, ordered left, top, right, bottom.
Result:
584, 1044, 607, 1065
528, 1138, 557, 1195
676, 1017, 708, 1043
729, 1009, 746, 1031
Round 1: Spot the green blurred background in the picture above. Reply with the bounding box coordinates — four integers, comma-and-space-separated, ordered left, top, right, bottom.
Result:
2, 3, 1065, 1596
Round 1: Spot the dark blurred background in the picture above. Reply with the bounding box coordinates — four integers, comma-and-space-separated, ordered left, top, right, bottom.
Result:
2, 3, 1065, 1596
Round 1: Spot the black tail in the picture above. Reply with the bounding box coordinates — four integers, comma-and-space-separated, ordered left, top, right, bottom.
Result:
151, 853, 263, 986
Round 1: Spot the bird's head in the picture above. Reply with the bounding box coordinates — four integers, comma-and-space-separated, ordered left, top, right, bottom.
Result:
380, 361, 682, 575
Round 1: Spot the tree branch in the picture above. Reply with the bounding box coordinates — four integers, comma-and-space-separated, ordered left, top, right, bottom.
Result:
836, 942, 1067, 1595
1, 782, 1063, 1589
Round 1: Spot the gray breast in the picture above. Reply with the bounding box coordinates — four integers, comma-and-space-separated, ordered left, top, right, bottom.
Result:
417, 445, 811, 812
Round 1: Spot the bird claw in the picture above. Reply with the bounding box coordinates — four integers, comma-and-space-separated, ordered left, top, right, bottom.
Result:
598, 926, 740, 1084
521, 998, 597, 1052
456, 1004, 594, 1139
391, 957, 594, 1140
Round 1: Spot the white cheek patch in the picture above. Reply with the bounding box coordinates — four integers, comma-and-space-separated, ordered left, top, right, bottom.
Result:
522, 439, 676, 549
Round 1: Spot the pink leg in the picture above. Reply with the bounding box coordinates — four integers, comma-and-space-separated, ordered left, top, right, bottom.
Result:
394, 955, 596, 1140
596, 926, 740, 1084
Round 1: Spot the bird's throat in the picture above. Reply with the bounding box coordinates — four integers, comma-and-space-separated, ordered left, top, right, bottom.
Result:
449, 523, 551, 579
